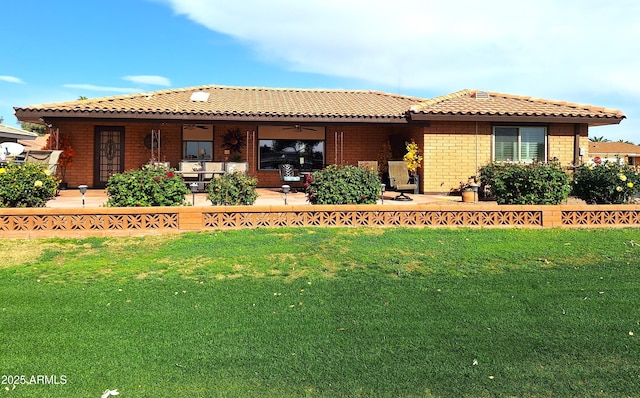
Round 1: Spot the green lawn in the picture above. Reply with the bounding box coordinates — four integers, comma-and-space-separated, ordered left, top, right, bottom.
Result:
1, 228, 639, 397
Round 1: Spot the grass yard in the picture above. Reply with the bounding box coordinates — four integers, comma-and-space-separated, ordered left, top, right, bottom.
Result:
1, 228, 639, 397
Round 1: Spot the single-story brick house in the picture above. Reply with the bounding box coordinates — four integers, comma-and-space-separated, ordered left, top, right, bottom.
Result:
588, 141, 640, 166
0, 123, 38, 143
13, 85, 625, 192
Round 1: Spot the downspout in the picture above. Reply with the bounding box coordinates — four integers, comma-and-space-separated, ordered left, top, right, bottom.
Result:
573, 124, 581, 165
475, 121, 479, 180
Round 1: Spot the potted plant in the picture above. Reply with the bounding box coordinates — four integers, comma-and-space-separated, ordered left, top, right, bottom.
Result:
460, 178, 479, 203
403, 140, 423, 194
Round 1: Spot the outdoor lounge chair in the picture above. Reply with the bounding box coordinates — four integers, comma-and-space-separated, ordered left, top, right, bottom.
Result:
24, 149, 63, 175
387, 160, 417, 201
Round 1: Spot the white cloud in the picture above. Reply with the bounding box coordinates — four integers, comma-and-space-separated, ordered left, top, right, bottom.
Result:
62, 84, 142, 94
159, 0, 640, 95
123, 75, 171, 86
158, 0, 640, 142
0, 76, 25, 84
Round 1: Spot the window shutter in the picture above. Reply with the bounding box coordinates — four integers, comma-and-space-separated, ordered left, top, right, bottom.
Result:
494, 128, 518, 161
520, 127, 545, 162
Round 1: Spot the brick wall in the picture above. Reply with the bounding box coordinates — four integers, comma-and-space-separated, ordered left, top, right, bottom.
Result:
420, 121, 492, 192
50, 119, 590, 191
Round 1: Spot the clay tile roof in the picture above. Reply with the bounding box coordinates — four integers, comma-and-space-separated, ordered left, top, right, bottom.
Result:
14, 85, 424, 123
589, 142, 640, 156
0, 123, 38, 140
409, 89, 625, 125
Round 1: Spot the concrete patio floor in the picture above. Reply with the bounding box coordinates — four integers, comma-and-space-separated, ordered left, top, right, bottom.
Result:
46, 188, 471, 208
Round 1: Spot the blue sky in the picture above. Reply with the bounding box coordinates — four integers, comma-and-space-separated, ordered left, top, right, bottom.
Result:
1, 0, 638, 143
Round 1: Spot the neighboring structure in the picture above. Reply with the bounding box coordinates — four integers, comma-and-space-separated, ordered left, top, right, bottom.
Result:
0, 123, 37, 143
589, 141, 640, 165
14, 85, 625, 192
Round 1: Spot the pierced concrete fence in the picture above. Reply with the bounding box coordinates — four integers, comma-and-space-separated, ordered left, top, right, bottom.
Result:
0, 204, 638, 238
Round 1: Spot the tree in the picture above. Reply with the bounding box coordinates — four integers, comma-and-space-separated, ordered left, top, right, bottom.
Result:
589, 136, 611, 142
617, 139, 636, 145
0, 116, 4, 124
20, 122, 46, 135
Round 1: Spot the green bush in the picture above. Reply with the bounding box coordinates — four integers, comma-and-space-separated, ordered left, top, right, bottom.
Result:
0, 162, 59, 207
305, 164, 382, 205
207, 172, 258, 205
573, 161, 639, 204
106, 164, 189, 207
479, 161, 571, 205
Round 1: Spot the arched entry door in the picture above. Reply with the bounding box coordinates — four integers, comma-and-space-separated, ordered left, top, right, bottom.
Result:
94, 126, 124, 188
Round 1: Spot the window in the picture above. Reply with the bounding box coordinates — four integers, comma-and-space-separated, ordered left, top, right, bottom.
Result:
258, 126, 325, 170
494, 126, 546, 162
182, 124, 213, 160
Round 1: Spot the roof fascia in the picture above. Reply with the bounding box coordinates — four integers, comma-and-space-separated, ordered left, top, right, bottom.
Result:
15, 110, 411, 124
409, 113, 624, 126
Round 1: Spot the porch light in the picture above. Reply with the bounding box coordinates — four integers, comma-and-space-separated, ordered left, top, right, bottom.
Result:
78, 185, 88, 207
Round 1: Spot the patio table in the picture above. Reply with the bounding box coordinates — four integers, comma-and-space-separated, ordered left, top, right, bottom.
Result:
174, 170, 225, 191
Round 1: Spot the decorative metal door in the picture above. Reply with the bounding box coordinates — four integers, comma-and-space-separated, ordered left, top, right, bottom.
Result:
94, 126, 125, 187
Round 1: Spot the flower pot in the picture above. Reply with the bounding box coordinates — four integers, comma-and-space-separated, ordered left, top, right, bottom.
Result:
461, 190, 476, 203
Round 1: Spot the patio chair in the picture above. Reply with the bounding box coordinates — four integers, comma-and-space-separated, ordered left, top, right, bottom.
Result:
387, 160, 417, 201
24, 149, 63, 175
203, 161, 225, 180
225, 162, 248, 174
279, 163, 302, 192
178, 161, 201, 180
357, 161, 378, 173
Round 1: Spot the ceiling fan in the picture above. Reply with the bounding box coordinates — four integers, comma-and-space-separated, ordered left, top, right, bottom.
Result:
283, 125, 317, 132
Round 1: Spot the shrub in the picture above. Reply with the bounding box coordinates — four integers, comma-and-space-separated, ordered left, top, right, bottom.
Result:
207, 172, 258, 205
0, 162, 59, 207
305, 164, 382, 205
479, 161, 571, 205
106, 164, 189, 207
572, 161, 639, 204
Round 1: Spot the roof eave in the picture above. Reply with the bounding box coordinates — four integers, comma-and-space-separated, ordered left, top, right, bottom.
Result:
14, 109, 410, 124
409, 113, 624, 126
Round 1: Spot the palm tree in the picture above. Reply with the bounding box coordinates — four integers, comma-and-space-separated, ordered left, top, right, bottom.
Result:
617, 139, 636, 145
589, 136, 611, 142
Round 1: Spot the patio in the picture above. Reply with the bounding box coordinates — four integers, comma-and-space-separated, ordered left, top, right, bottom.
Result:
46, 188, 467, 208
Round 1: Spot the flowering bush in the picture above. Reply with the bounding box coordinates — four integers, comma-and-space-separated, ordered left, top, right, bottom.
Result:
0, 162, 59, 207
207, 172, 258, 205
479, 160, 571, 205
572, 161, 639, 204
106, 164, 189, 207
305, 164, 381, 205
403, 140, 423, 174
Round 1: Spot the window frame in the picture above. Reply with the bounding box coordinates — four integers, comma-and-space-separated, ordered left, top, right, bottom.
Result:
492, 125, 548, 163
257, 126, 326, 171
182, 124, 214, 160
